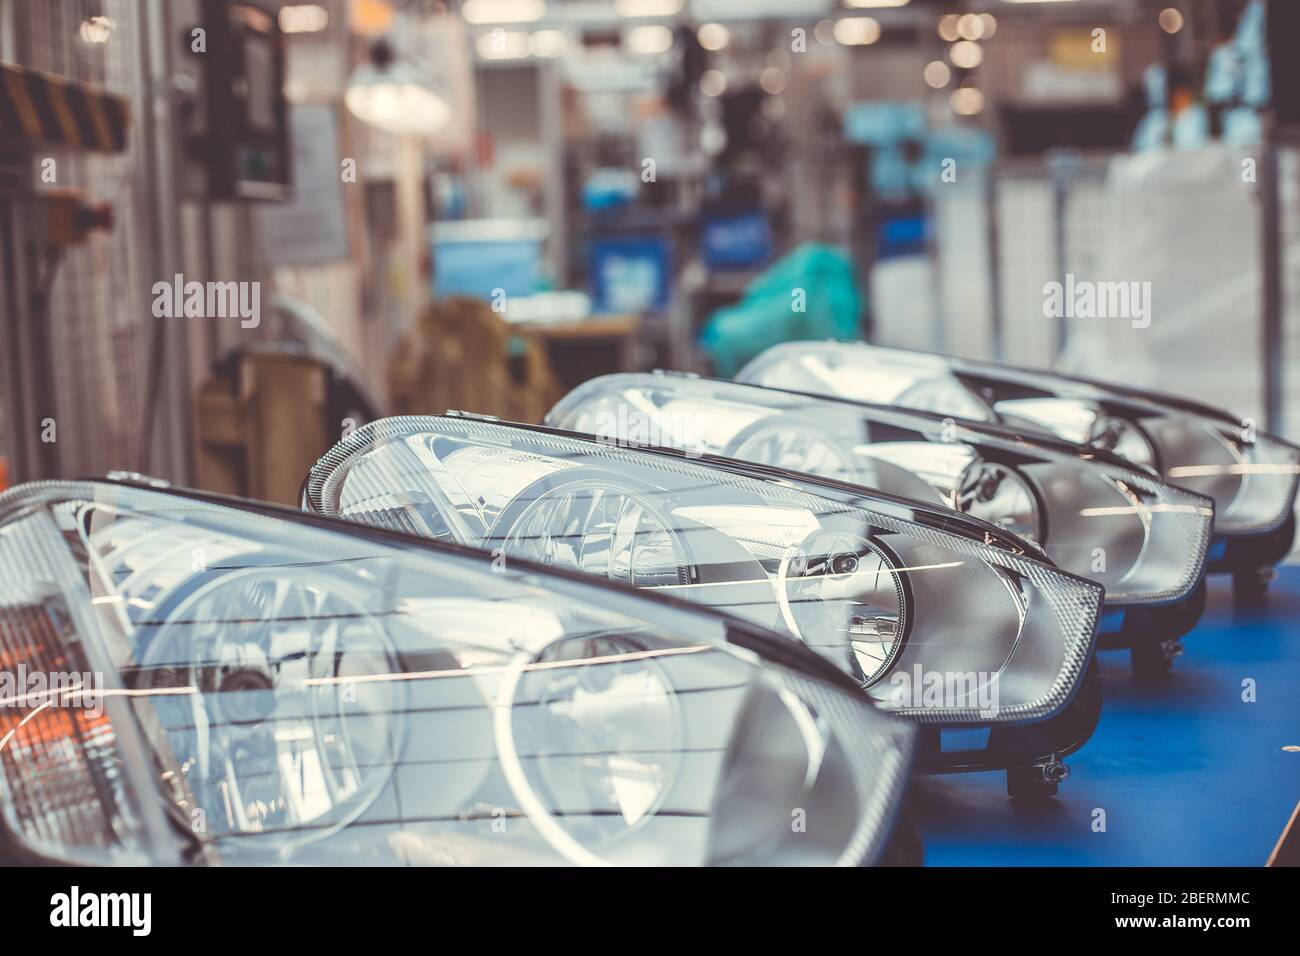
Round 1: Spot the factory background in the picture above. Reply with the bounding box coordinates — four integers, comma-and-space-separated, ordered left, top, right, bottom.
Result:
1, 0, 1297, 519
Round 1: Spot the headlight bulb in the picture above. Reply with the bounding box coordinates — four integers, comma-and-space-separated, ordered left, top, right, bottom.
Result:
1087, 415, 1158, 471
956, 461, 1042, 543
776, 532, 907, 687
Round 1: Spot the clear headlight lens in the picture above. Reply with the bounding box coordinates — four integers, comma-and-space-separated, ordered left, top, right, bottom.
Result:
738, 341, 1298, 537
736, 346, 996, 422
0, 481, 912, 867
956, 461, 1040, 541
497, 479, 689, 586
1086, 415, 1159, 470
731, 421, 859, 484
776, 532, 907, 683
306, 415, 1104, 724
1151, 419, 1300, 535
986, 399, 1160, 473
547, 373, 1212, 606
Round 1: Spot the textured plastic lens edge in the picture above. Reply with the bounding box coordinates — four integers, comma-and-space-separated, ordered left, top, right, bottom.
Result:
782, 669, 915, 865
895, 561, 1102, 726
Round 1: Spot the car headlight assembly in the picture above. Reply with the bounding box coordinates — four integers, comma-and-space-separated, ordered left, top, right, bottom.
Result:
305, 414, 1105, 753
0, 480, 914, 867
737, 342, 1300, 543
546, 373, 1212, 614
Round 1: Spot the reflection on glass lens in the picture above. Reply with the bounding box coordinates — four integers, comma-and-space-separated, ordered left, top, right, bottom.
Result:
777, 532, 906, 686
730, 422, 857, 483
134, 566, 398, 855
508, 634, 682, 861
956, 461, 1041, 541
1088, 415, 1157, 469
499, 482, 689, 588
895, 377, 993, 421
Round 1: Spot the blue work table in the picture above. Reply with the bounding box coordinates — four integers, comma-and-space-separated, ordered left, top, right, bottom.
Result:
918, 564, 1300, 866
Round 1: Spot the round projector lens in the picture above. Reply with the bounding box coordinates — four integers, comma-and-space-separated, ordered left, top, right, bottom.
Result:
956, 461, 1042, 542
1087, 415, 1157, 470
776, 531, 907, 686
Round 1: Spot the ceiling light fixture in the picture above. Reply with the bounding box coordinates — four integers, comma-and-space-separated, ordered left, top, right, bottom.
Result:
461, 0, 547, 25
345, 40, 453, 136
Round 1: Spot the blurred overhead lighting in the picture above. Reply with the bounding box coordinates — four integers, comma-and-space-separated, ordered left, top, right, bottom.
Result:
759, 66, 787, 94
345, 40, 453, 135
979, 14, 998, 37
626, 25, 674, 54
529, 29, 568, 56
78, 15, 115, 44
697, 22, 730, 51
834, 17, 882, 46
700, 121, 727, 153
937, 15, 960, 42
923, 60, 951, 88
1158, 7, 1185, 34
814, 19, 836, 45
948, 39, 983, 69
279, 4, 330, 33
462, 0, 546, 24
950, 86, 985, 115
956, 14, 984, 41
615, 0, 683, 16
844, 0, 910, 7
699, 69, 727, 97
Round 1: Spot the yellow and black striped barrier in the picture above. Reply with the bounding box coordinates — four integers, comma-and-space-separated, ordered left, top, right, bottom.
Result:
0, 62, 129, 153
